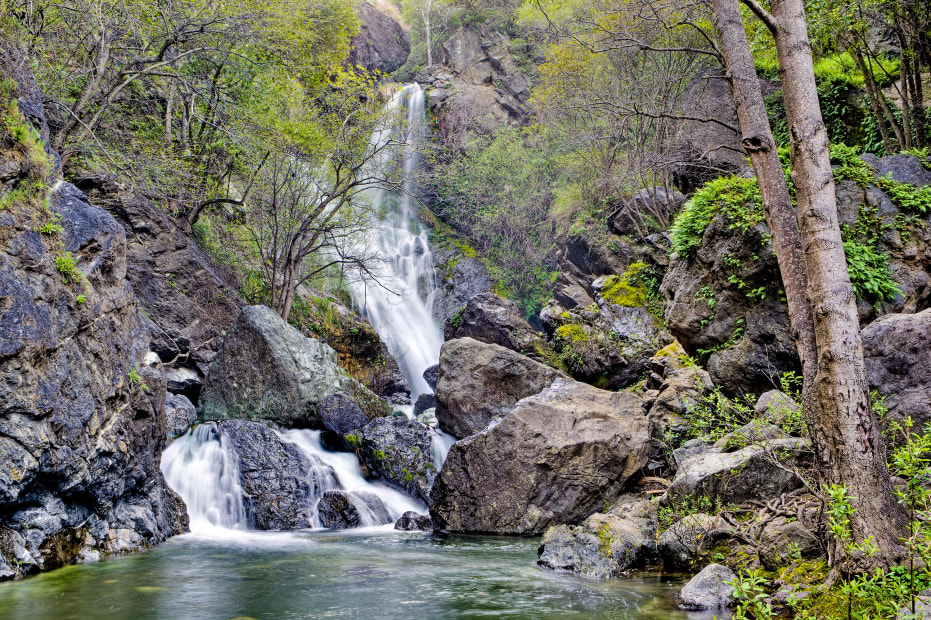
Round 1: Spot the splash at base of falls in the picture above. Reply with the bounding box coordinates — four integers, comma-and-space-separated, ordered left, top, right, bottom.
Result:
161, 424, 425, 535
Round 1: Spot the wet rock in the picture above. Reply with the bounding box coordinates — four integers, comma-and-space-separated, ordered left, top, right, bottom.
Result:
435, 338, 565, 438
200, 306, 388, 427
758, 517, 823, 570
394, 511, 433, 531
677, 563, 737, 610
356, 417, 437, 503
430, 378, 652, 535
664, 438, 812, 506
658, 513, 734, 571
164, 366, 202, 404
537, 501, 658, 578
217, 420, 329, 530
413, 393, 436, 417
863, 309, 931, 433
444, 292, 545, 358
423, 365, 439, 391
348, 1, 410, 73
317, 393, 371, 437
165, 394, 197, 440
316, 490, 391, 529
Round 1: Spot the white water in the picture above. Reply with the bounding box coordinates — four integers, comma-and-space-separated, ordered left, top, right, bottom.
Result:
162, 424, 425, 535
347, 84, 443, 400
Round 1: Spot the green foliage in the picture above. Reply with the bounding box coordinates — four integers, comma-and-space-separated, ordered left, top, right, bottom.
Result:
657, 493, 730, 532
728, 569, 775, 620
842, 240, 901, 301
669, 176, 763, 258
127, 367, 149, 393
55, 252, 78, 282
683, 385, 754, 443
695, 317, 745, 359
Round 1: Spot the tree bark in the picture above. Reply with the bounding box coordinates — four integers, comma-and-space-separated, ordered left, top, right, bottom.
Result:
767, 0, 908, 568
711, 0, 817, 388
851, 46, 896, 154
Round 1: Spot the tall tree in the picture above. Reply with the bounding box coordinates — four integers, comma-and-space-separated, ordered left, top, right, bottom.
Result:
723, 0, 908, 570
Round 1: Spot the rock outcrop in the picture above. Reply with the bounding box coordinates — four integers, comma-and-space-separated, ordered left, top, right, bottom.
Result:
431, 246, 494, 325
435, 338, 564, 438
443, 291, 544, 358
430, 379, 652, 534
348, 2, 410, 73
0, 53, 185, 577
354, 416, 437, 503
199, 305, 388, 427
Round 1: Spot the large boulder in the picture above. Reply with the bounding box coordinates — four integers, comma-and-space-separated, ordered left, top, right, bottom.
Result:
199, 305, 388, 427
431, 246, 494, 325
443, 292, 544, 358
664, 438, 812, 506
0, 55, 184, 578
435, 338, 565, 438
165, 393, 197, 440
347, 2, 410, 73
677, 563, 737, 611
863, 309, 931, 432
537, 501, 658, 578
354, 416, 437, 503
758, 517, 823, 570
430, 378, 653, 534
215, 420, 336, 530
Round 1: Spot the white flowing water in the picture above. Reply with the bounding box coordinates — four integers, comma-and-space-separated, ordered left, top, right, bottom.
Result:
347, 84, 443, 400
161, 424, 424, 534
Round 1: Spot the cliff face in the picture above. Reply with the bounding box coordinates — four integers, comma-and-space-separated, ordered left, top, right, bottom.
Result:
0, 43, 185, 580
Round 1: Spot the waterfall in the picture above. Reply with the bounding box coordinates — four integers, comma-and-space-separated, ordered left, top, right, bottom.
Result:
347, 84, 443, 400
161, 425, 424, 534
161, 424, 250, 532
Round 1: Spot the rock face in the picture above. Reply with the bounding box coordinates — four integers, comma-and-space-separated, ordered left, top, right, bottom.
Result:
677, 563, 737, 610
217, 421, 329, 530
75, 175, 243, 393
444, 292, 544, 358
0, 56, 185, 578
199, 305, 388, 427
537, 501, 658, 578
354, 417, 437, 503
431, 247, 494, 325
663, 153, 931, 395
348, 2, 410, 73
435, 338, 564, 438
430, 379, 652, 534
863, 309, 931, 432
664, 438, 811, 505
642, 344, 714, 437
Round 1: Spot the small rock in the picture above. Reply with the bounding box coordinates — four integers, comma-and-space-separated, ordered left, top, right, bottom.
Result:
316, 490, 392, 529
394, 511, 433, 531
413, 393, 436, 417
422, 365, 439, 391
658, 513, 734, 571
759, 517, 822, 570
165, 393, 196, 440
677, 563, 737, 610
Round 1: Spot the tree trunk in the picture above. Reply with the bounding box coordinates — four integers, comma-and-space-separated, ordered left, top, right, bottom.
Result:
767, 0, 908, 568
711, 0, 817, 388
851, 47, 896, 154
55, 28, 110, 148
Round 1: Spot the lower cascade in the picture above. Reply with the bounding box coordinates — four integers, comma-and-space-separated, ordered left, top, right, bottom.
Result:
161, 423, 425, 533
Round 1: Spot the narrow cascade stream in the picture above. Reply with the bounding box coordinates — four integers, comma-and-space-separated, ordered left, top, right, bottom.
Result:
161, 424, 424, 534
347, 83, 443, 400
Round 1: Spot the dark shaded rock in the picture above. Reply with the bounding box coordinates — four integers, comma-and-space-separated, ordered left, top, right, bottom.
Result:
664, 438, 812, 506
316, 490, 392, 529
348, 2, 410, 73
394, 511, 433, 531
863, 309, 931, 433
356, 417, 436, 503
431, 247, 494, 325
861, 153, 931, 188
435, 338, 565, 438
413, 392, 435, 417
758, 517, 823, 570
443, 292, 544, 358
537, 501, 657, 578
423, 364, 439, 391
608, 187, 686, 236
658, 514, 734, 571
677, 563, 737, 610
430, 378, 652, 534
317, 393, 370, 437
199, 305, 388, 427
0, 61, 184, 577
74, 176, 243, 373
164, 366, 202, 404
218, 420, 330, 530
165, 394, 196, 440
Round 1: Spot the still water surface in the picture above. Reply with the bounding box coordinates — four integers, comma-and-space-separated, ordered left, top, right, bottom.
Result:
0, 530, 728, 620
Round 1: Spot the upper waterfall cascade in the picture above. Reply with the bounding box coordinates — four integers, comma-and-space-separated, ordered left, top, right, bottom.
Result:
346, 84, 443, 400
